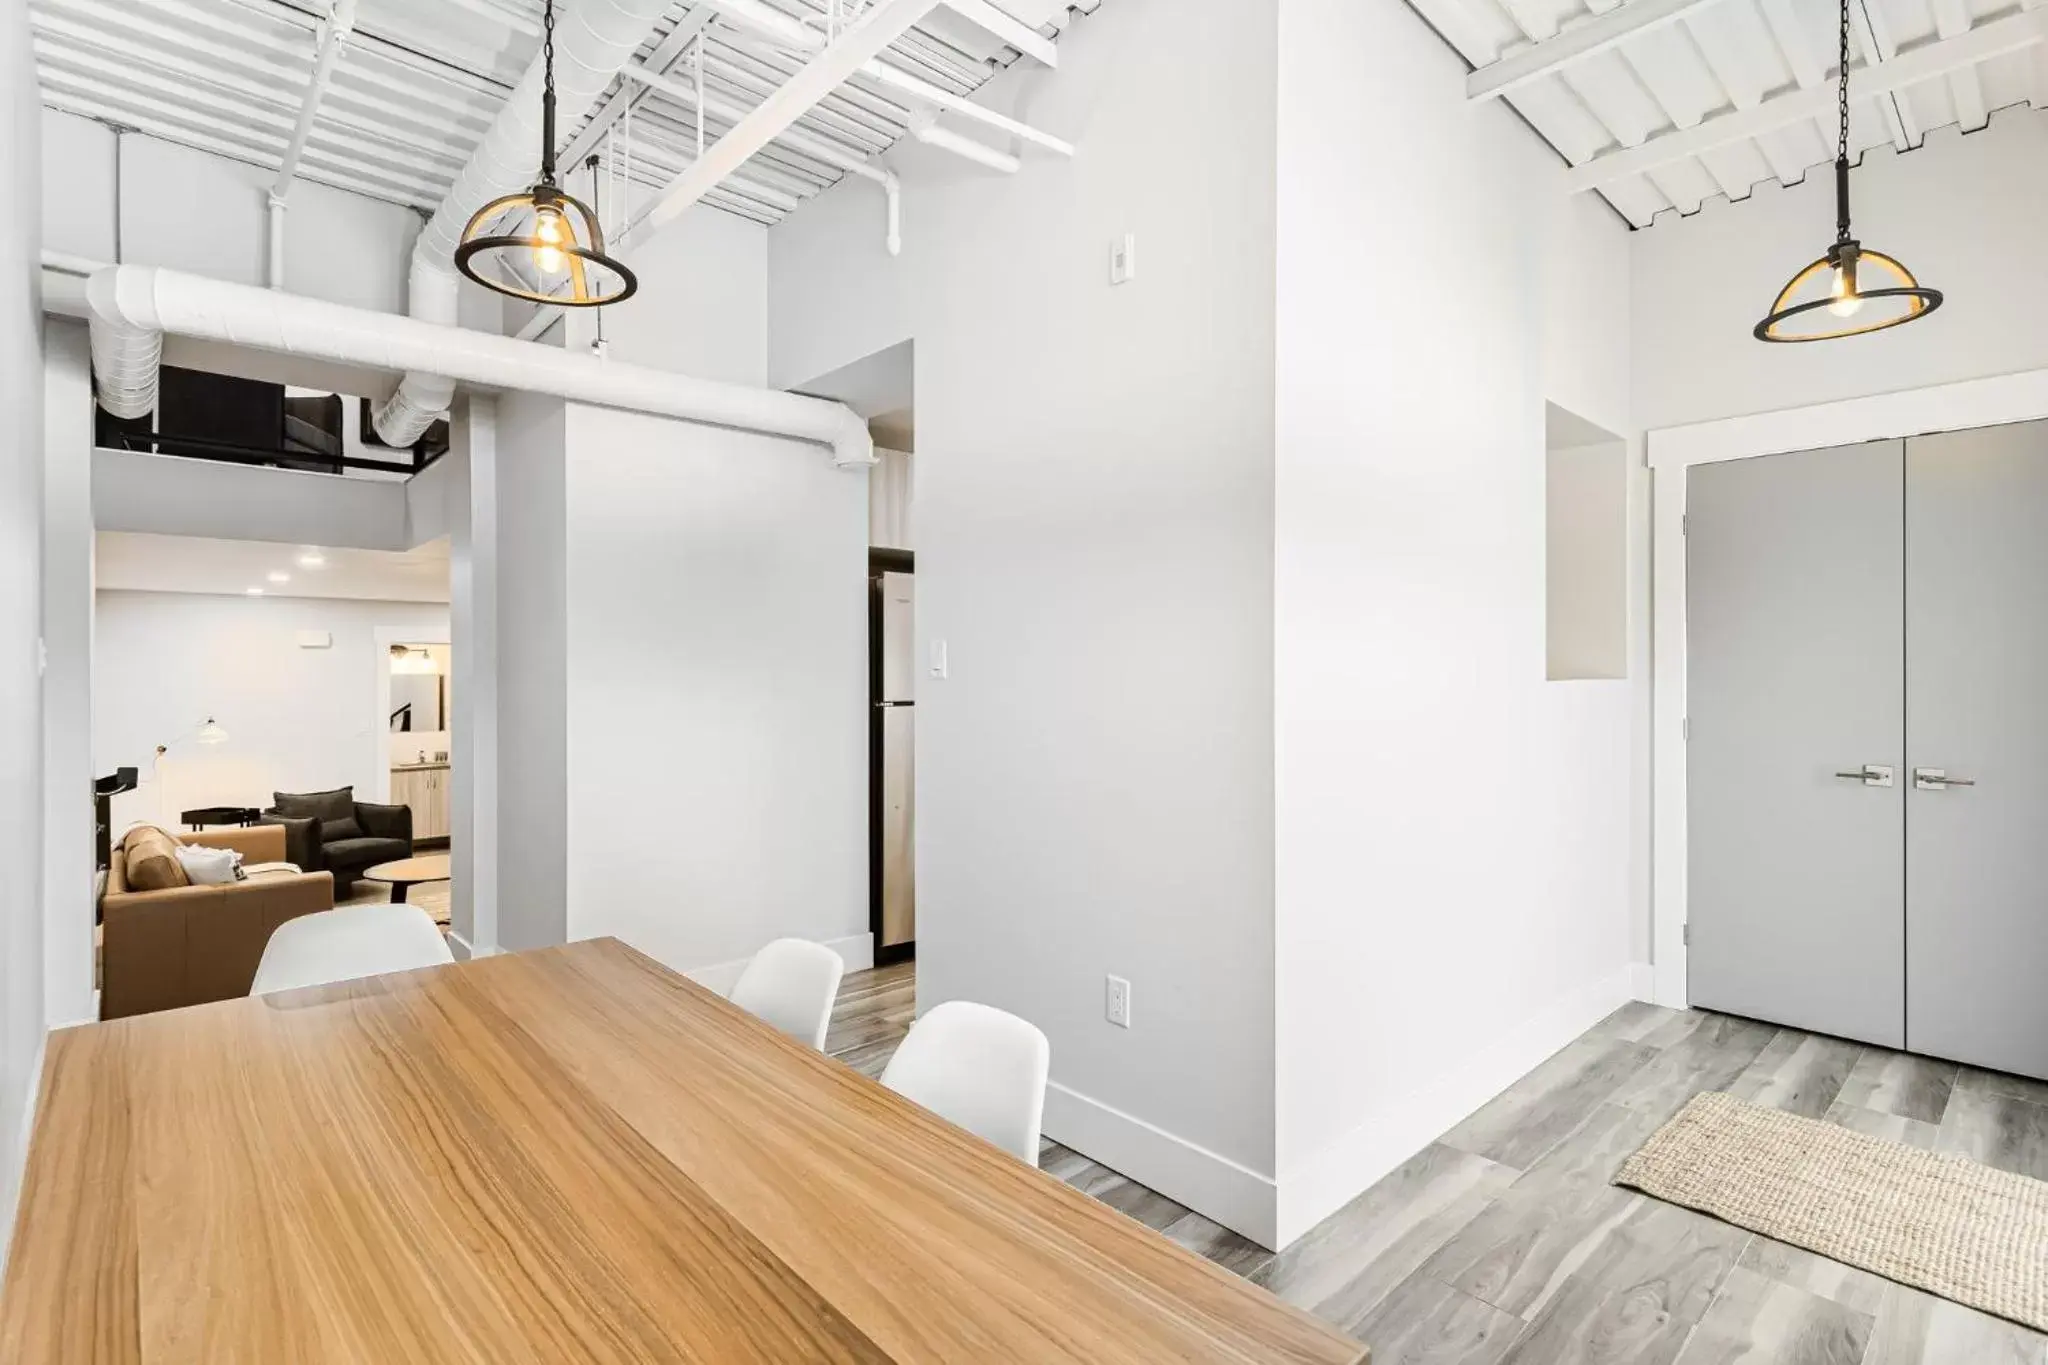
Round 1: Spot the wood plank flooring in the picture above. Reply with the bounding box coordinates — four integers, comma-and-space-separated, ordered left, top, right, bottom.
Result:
829, 964, 2048, 1365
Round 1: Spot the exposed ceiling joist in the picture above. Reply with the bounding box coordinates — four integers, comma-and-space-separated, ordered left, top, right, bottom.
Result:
1564, 5, 2048, 191
1467, 0, 1727, 102
940, 0, 1056, 66
636, 0, 943, 236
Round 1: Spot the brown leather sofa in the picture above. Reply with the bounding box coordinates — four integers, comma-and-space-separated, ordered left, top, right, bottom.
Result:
100, 825, 334, 1020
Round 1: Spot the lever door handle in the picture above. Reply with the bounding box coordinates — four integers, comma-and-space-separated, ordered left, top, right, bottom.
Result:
1834, 765, 1894, 787
1914, 768, 1975, 790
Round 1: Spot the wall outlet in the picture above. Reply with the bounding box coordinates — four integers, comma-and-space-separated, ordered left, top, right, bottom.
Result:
1109, 232, 1136, 285
1105, 974, 1131, 1029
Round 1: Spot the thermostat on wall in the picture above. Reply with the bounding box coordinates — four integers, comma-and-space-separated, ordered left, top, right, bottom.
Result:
297, 631, 333, 649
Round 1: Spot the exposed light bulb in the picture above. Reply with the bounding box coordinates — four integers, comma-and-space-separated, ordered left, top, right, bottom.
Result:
1828, 265, 1862, 318
535, 209, 566, 275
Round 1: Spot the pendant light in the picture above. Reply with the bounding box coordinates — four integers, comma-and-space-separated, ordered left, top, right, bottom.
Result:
455, 0, 637, 307
1753, 0, 1940, 342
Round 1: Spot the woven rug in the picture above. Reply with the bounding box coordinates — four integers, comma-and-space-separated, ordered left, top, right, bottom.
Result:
1616, 1091, 2048, 1331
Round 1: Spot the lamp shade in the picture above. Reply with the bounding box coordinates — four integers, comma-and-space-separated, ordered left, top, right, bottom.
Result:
195, 719, 229, 745
1753, 240, 1941, 343
455, 185, 636, 307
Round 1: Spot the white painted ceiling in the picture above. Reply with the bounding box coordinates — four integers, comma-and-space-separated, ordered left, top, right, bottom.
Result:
1420, 0, 2048, 226
31, 0, 1096, 226
97, 532, 452, 603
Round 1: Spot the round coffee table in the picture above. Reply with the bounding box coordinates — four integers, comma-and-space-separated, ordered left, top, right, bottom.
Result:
364, 853, 451, 905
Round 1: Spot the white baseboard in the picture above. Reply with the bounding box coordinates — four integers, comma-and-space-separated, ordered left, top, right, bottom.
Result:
1273, 966, 1634, 1247
685, 932, 875, 998
1629, 961, 1656, 1003
446, 931, 495, 961
1, 1029, 50, 1277
1042, 1080, 1279, 1250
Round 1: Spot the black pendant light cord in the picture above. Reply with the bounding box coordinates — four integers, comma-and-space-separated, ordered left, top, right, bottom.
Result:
1834, 0, 1852, 244
540, 0, 558, 185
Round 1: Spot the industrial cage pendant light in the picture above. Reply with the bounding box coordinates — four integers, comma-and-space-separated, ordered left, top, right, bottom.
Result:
455, 0, 638, 307
1753, 0, 1940, 341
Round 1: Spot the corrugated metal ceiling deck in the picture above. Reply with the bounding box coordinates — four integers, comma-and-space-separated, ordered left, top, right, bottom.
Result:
1416, 0, 2048, 225
30, 0, 1095, 227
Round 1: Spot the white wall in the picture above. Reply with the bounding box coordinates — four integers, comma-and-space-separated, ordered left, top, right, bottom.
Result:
94, 591, 448, 833
1269, 0, 1639, 1242
491, 391, 569, 953
567, 206, 769, 386
41, 110, 421, 315
41, 320, 94, 1031
769, 0, 1282, 1236
445, 401, 500, 959
1, 0, 48, 1263
1632, 106, 2048, 431
94, 448, 414, 551
564, 405, 868, 977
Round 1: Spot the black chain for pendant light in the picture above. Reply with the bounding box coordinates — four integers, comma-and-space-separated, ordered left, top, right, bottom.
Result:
1750, 0, 1941, 341
1835, 0, 1852, 245
541, 0, 558, 183
452, 0, 639, 306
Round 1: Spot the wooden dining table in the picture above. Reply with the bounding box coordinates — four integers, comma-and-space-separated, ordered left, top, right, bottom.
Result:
0, 937, 1367, 1364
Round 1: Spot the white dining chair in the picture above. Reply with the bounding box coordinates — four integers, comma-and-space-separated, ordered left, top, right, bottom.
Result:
880, 1001, 1050, 1166
727, 938, 845, 1050
250, 903, 455, 997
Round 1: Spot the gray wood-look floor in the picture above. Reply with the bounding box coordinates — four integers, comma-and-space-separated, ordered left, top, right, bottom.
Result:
826, 964, 2048, 1365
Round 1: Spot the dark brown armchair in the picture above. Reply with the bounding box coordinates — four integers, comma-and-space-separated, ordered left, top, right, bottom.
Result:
262, 786, 413, 892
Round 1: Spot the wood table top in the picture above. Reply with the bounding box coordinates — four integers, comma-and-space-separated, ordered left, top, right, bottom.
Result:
363, 852, 452, 883
0, 938, 1366, 1365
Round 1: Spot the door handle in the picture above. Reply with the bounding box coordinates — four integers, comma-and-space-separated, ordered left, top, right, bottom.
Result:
1834, 765, 1894, 787
1914, 768, 1975, 790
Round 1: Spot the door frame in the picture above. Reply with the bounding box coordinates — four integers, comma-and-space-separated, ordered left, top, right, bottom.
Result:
868, 547, 915, 966
1648, 367, 2048, 1009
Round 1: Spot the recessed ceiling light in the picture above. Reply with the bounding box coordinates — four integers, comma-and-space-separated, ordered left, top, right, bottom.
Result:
297, 550, 327, 569
267, 571, 290, 584
245, 587, 265, 596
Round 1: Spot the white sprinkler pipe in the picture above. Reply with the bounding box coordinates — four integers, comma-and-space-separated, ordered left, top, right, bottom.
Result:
373, 0, 677, 448
86, 265, 875, 468
269, 0, 358, 289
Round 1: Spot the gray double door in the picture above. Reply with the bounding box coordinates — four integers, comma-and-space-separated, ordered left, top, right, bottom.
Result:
1688, 420, 2048, 1081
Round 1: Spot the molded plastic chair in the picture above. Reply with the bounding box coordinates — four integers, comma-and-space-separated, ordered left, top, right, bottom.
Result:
249, 903, 455, 996
880, 1001, 1050, 1165
728, 938, 846, 1050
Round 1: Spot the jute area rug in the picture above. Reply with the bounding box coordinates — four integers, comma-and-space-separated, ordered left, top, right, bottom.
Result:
1616, 1090, 2048, 1332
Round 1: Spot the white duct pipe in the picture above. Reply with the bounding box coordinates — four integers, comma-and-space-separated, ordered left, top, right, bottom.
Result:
270, 0, 358, 290
87, 265, 875, 467
373, 0, 676, 448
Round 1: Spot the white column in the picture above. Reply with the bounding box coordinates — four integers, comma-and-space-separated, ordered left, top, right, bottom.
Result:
448, 396, 501, 958
41, 319, 96, 1026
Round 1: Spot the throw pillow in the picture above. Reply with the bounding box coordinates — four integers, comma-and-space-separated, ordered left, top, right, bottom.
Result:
175, 844, 244, 885
273, 786, 362, 842
123, 826, 190, 891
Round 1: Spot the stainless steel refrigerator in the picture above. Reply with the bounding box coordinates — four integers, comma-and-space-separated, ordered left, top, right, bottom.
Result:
872, 565, 915, 958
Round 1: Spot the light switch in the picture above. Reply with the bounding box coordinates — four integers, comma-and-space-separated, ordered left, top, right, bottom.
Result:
1109, 232, 1136, 285
928, 639, 948, 679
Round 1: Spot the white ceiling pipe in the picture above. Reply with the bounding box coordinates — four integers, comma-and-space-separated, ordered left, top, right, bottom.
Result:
636, 0, 942, 238
270, 0, 357, 289
373, 0, 676, 448
623, 61, 900, 253
86, 265, 875, 467
702, 0, 1074, 156
912, 120, 1018, 172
